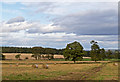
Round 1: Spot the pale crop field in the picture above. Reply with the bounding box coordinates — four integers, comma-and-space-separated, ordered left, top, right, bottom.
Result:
2, 53, 65, 60
2, 53, 90, 60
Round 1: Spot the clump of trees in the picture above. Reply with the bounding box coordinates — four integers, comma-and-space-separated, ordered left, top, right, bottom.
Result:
31, 47, 57, 60
63, 41, 84, 63
90, 40, 120, 62
15, 54, 21, 60
105, 50, 120, 59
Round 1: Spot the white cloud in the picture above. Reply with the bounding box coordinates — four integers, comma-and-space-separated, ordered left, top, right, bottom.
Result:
1, 21, 32, 32
0, 30, 118, 49
26, 22, 63, 33
1, 17, 62, 33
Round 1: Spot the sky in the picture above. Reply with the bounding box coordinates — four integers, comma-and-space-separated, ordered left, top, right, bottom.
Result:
0, 2, 118, 50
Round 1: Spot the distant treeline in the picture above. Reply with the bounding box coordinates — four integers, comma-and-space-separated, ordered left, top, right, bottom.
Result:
1, 47, 119, 59
1, 47, 64, 55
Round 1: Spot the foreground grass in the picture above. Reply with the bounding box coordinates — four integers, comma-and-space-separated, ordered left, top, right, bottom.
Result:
2, 63, 101, 80
2, 60, 119, 80
86, 62, 118, 80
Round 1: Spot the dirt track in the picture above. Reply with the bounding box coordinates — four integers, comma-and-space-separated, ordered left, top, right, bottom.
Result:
53, 63, 107, 80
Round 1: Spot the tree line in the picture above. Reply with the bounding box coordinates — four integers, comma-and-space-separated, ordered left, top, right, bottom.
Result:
1, 47, 64, 55
0, 40, 120, 62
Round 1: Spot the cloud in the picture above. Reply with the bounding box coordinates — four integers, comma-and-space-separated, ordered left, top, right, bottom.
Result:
52, 9, 118, 35
1, 21, 32, 32
1, 2, 118, 49
1, 17, 62, 33
20, 2, 118, 15
0, 31, 118, 49
6, 16, 25, 24
18, 2, 118, 35
26, 23, 62, 33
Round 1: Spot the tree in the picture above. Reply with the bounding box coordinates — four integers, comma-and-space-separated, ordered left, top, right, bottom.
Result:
106, 50, 112, 59
90, 40, 102, 62
32, 47, 44, 60
100, 48, 106, 60
0, 53, 5, 60
15, 54, 21, 60
113, 50, 120, 59
44, 48, 55, 60
63, 41, 84, 63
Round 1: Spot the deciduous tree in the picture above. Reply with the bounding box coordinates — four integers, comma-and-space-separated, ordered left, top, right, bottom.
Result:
64, 41, 84, 63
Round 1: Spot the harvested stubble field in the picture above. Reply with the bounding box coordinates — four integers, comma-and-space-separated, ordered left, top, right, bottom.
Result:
2, 53, 65, 60
1, 60, 119, 80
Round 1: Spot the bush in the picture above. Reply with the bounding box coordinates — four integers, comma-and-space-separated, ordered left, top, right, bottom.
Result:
25, 57, 28, 59
0, 53, 5, 60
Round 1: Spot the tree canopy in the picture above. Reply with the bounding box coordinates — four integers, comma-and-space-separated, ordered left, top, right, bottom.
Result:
64, 41, 84, 63
90, 40, 107, 62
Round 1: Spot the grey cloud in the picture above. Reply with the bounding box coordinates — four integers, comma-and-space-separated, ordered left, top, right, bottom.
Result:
6, 16, 25, 24
52, 9, 118, 35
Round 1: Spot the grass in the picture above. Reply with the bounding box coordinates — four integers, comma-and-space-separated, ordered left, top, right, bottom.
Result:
82, 58, 91, 61
1, 59, 119, 80
86, 62, 119, 80
2, 61, 101, 80
104, 59, 120, 61
50, 58, 65, 61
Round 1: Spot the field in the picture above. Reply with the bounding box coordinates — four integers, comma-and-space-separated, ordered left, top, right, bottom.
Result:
1, 59, 119, 80
2, 53, 65, 60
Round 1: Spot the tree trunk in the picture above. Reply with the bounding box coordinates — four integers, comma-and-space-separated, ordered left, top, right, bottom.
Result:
74, 60, 76, 63
95, 60, 97, 62
48, 54, 50, 60
35, 56, 37, 60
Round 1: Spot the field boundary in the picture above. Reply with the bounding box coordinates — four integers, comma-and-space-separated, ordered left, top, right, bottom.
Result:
2, 62, 112, 65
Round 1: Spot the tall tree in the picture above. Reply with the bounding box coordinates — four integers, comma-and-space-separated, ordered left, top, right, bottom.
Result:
90, 40, 101, 62
64, 41, 84, 63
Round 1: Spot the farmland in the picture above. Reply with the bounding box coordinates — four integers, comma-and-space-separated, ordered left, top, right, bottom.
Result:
2, 53, 65, 60
1, 50, 119, 81
1, 59, 119, 80
1, 1, 119, 81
